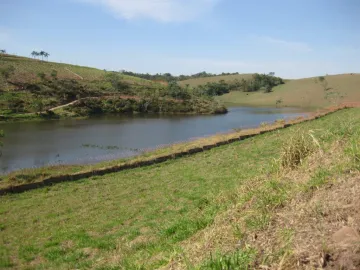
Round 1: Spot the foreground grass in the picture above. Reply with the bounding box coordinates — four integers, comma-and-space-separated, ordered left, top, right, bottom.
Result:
1, 108, 360, 269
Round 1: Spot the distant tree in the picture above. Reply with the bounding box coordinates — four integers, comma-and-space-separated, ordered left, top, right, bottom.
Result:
0, 49, 6, 54
7, 96, 25, 113
43, 52, 50, 61
32, 99, 44, 114
276, 98, 283, 107
265, 84, 273, 93
167, 81, 191, 99
317, 76, 331, 91
268, 72, 275, 76
31, 51, 39, 59
317, 76, 343, 105
39, 50, 48, 61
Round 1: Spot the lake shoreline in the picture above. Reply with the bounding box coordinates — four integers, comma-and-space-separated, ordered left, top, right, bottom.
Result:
0, 106, 309, 175
0, 104, 349, 194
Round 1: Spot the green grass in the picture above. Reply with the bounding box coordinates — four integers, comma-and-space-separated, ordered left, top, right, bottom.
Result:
1, 108, 360, 269
216, 73, 360, 108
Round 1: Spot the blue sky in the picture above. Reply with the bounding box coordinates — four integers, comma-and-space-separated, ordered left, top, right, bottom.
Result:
0, 0, 359, 78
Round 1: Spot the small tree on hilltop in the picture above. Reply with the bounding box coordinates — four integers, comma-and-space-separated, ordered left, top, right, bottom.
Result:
44, 52, 50, 61
317, 75, 344, 106
31, 51, 39, 59
39, 50, 47, 61
0, 49, 6, 54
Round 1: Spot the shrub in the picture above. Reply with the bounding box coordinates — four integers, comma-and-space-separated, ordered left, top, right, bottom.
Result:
37, 72, 46, 80
281, 130, 320, 169
50, 70, 58, 79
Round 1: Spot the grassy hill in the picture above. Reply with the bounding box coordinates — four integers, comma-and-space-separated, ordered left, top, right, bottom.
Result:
216, 73, 360, 108
1, 108, 360, 269
0, 55, 226, 120
0, 54, 151, 88
179, 73, 254, 87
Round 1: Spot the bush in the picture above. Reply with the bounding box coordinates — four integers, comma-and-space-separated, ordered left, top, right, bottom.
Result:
281, 130, 320, 169
50, 70, 58, 79
37, 72, 46, 80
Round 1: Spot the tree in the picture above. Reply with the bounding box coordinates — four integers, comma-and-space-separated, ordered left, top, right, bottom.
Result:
318, 76, 331, 91
276, 98, 283, 107
265, 84, 273, 93
33, 99, 44, 114
167, 81, 190, 99
0, 49, 6, 54
43, 52, 50, 61
7, 96, 25, 113
31, 51, 39, 59
39, 50, 47, 61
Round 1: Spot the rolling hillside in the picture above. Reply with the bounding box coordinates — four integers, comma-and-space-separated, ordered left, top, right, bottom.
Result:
0, 54, 153, 90
216, 73, 360, 108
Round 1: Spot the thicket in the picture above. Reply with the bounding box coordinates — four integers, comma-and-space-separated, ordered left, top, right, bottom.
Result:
121, 70, 240, 82
66, 97, 227, 116
192, 73, 284, 97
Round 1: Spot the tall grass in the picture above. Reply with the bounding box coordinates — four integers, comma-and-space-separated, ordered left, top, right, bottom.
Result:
280, 130, 320, 169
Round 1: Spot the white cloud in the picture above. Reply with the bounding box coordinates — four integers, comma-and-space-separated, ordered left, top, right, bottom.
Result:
78, 0, 219, 22
259, 36, 313, 52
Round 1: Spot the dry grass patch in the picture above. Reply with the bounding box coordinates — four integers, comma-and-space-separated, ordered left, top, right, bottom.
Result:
160, 121, 358, 269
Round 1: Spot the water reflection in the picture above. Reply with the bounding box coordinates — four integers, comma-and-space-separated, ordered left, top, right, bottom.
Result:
0, 106, 308, 173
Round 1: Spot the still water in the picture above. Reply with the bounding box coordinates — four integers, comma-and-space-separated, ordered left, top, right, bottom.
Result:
0, 106, 308, 173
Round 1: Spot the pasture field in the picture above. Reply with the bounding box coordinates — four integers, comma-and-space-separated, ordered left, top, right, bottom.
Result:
1, 108, 360, 269
216, 73, 360, 108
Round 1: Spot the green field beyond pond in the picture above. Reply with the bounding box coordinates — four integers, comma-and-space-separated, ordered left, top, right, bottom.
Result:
1, 108, 360, 269
2, 54, 359, 124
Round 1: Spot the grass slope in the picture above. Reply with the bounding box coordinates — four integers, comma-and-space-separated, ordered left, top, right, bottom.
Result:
217, 73, 360, 108
1, 108, 359, 269
179, 74, 254, 87
0, 54, 152, 89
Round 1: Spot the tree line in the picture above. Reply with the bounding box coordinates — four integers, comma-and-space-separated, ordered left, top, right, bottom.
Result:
120, 70, 241, 82
189, 73, 284, 97
31, 51, 50, 61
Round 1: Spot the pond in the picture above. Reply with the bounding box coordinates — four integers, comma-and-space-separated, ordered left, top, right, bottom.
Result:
0, 106, 309, 174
